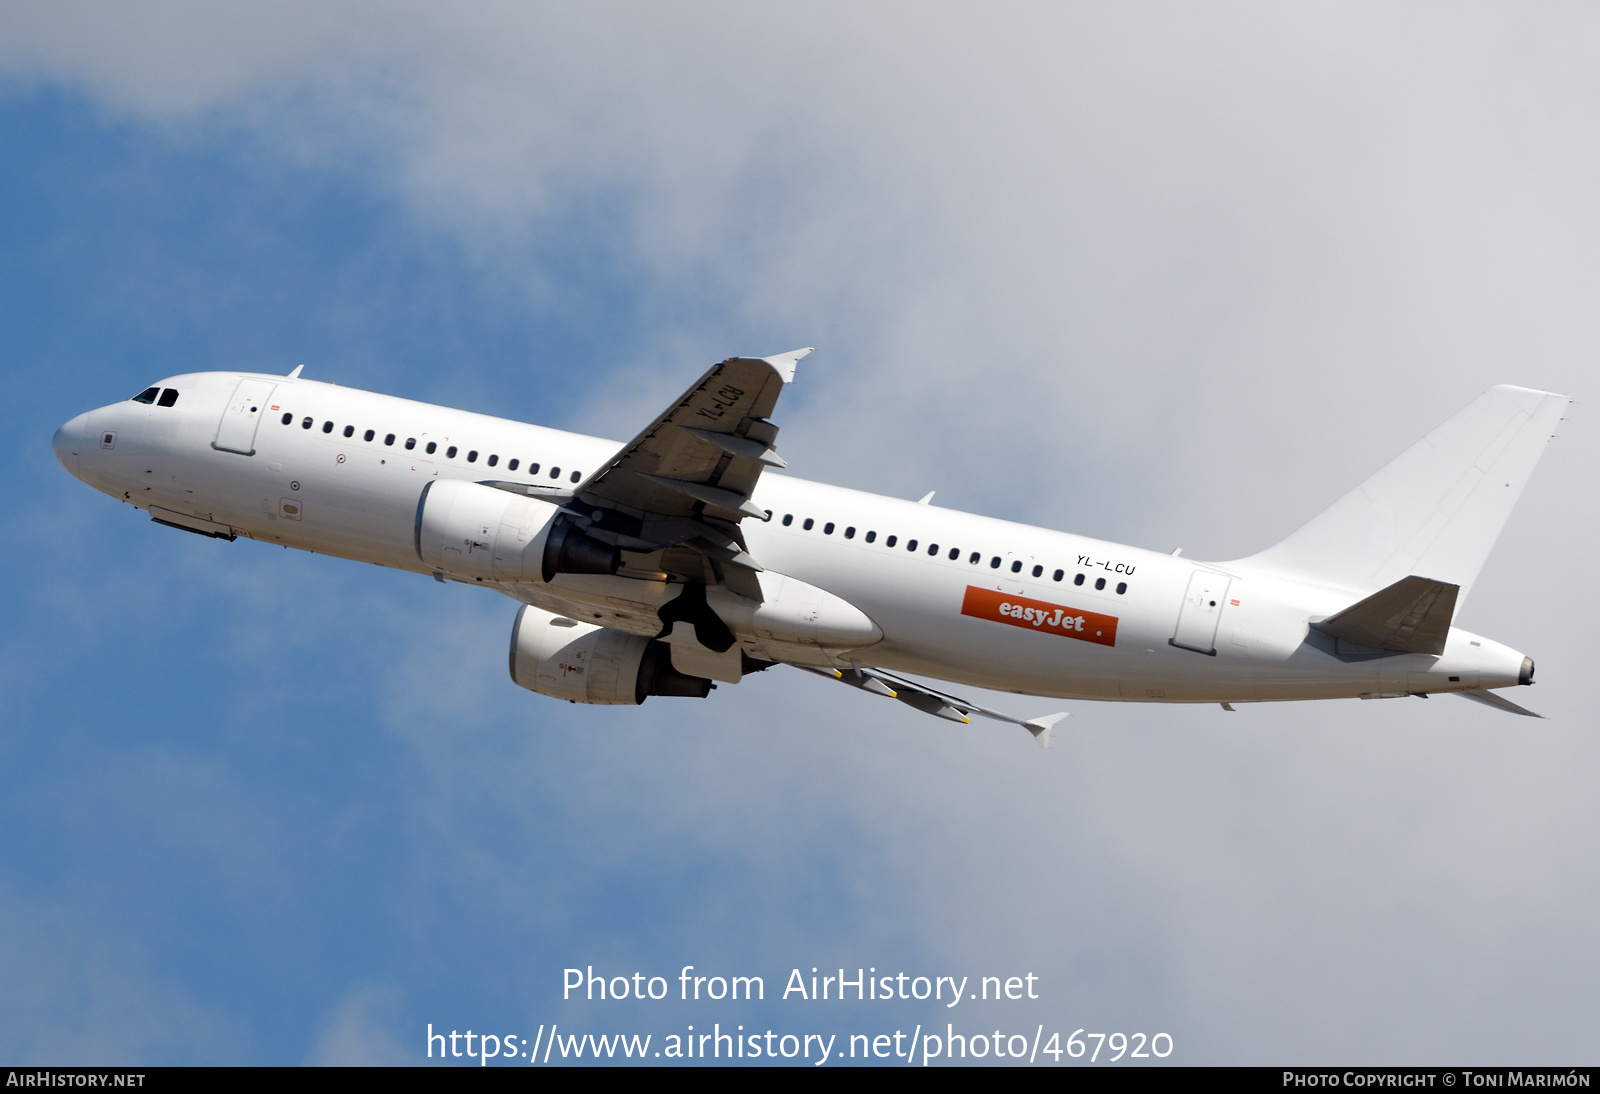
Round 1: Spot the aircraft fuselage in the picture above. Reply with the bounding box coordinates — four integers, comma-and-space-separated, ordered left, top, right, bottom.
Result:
54, 370, 1534, 710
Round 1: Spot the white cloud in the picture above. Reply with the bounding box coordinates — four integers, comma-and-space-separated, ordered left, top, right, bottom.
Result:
307, 983, 410, 1065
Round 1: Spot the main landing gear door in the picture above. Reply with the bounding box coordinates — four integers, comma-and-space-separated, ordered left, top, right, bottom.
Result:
213, 379, 278, 456
1171, 570, 1232, 656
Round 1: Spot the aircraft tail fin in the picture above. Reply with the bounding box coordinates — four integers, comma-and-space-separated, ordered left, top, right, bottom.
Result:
1232, 385, 1569, 608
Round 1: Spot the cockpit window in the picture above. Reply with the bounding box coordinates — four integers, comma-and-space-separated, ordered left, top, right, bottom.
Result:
132, 387, 159, 404
157, 389, 179, 407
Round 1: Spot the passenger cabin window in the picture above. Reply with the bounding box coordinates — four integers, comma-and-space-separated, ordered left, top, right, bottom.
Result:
970, 552, 980, 564
948, 548, 959, 560
1074, 573, 1085, 585
467, 450, 478, 463
281, 412, 293, 425
1095, 577, 1106, 590
782, 514, 793, 526
1053, 569, 1064, 582
385, 434, 396, 446
426, 441, 437, 454
323, 421, 334, 433
549, 467, 560, 479
487, 454, 498, 467
527, 463, 540, 474
1011, 560, 1022, 573
844, 526, 856, 539
824, 522, 834, 535
132, 387, 159, 404
1116, 582, 1127, 595
302, 417, 313, 429
865, 531, 877, 543
571, 470, 581, 483
405, 438, 416, 450
906, 539, 918, 551
1032, 564, 1043, 577
446, 446, 457, 458
343, 425, 355, 438
506, 457, 517, 470
886, 535, 898, 547
157, 389, 179, 407
990, 556, 1001, 568
803, 518, 814, 531
364, 429, 375, 442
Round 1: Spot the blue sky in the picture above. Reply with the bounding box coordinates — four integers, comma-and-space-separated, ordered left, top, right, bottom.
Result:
1, 83, 1042, 1067
3, 5, 1599, 1065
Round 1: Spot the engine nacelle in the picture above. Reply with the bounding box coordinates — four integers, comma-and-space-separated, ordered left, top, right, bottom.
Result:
509, 604, 712, 704
415, 479, 620, 582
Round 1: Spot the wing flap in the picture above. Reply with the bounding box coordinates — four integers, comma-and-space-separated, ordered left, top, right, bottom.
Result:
638, 473, 769, 521
680, 426, 787, 467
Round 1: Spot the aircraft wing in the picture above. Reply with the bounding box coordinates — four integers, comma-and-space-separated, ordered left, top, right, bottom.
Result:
576, 349, 807, 521
561, 349, 811, 594
798, 664, 1068, 748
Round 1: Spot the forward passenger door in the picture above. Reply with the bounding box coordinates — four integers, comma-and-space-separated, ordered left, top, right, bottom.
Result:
213, 379, 278, 456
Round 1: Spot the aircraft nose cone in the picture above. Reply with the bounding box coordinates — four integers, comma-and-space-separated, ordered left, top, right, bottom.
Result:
53, 412, 87, 478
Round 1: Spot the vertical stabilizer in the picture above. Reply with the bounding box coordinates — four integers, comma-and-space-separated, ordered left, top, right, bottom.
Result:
1232, 385, 1568, 608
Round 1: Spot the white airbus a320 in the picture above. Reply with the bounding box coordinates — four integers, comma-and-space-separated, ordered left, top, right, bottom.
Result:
54, 350, 1566, 745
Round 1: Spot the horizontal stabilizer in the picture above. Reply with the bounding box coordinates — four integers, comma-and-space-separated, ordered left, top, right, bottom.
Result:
1311, 575, 1459, 655
1455, 689, 1543, 718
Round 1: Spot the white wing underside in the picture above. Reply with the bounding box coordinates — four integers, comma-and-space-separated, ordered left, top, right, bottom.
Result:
797, 665, 1067, 748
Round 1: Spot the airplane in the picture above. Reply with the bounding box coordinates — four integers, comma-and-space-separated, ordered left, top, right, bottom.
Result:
52, 350, 1567, 746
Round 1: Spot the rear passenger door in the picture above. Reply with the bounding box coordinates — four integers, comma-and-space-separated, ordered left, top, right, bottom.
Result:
1171, 570, 1231, 656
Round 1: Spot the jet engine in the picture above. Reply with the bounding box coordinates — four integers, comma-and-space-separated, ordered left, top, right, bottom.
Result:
509, 604, 712, 704
415, 479, 620, 583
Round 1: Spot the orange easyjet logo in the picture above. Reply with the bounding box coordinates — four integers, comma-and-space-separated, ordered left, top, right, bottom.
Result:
960, 586, 1118, 647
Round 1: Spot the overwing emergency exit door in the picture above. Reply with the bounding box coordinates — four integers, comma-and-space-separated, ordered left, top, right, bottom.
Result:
1171, 570, 1232, 655
213, 379, 278, 456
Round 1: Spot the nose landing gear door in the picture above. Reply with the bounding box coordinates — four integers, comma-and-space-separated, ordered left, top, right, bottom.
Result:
1170, 570, 1232, 656
213, 379, 278, 456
